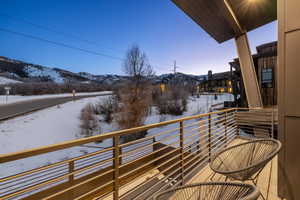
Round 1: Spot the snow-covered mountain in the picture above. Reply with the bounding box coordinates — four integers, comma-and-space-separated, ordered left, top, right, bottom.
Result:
78, 72, 129, 85
154, 73, 207, 84
0, 56, 89, 84
0, 56, 208, 85
25, 65, 64, 83
78, 72, 207, 85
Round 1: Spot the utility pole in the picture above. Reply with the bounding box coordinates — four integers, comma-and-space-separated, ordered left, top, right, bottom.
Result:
172, 60, 178, 85
173, 60, 178, 75
169, 60, 179, 75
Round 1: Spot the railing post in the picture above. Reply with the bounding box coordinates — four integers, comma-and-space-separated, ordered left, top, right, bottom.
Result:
197, 119, 202, 151
113, 135, 120, 200
68, 160, 75, 199
271, 108, 274, 138
225, 111, 228, 147
208, 114, 211, 162
235, 109, 239, 137
179, 121, 184, 185
68, 161, 74, 183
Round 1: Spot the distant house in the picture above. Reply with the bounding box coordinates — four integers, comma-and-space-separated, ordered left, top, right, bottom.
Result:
198, 70, 232, 93
230, 41, 277, 107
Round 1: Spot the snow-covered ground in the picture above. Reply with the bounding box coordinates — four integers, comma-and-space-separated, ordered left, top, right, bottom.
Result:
0, 96, 111, 177
0, 91, 112, 105
0, 93, 233, 178
0, 76, 22, 85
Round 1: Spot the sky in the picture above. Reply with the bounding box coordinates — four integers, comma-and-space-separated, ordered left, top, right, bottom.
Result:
0, 0, 277, 75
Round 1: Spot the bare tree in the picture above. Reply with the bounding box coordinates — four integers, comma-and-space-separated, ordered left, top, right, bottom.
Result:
116, 45, 154, 143
123, 45, 154, 81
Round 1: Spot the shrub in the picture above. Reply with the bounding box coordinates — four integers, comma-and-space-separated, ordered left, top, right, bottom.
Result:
80, 104, 99, 137
154, 85, 188, 116
115, 82, 152, 143
95, 96, 118, 123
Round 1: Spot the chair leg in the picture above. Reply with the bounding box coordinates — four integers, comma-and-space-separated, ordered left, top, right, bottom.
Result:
224, 176, 228, 182
250, 179, 256, 185
259, 192, 267, 200
252, 168, 264, 185
210, 171, 217, 181
249, 169, 267, 200
246, 179, 266, 200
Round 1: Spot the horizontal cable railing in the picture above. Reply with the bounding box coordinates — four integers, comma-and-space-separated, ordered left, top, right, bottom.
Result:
236, 107, 276, 139
0, 107, 276, 200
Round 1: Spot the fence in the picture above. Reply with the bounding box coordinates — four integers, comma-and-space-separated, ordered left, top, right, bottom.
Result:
0, 108, 275, 200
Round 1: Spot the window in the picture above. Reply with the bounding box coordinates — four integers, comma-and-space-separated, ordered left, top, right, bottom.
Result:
261, 68, 273, 88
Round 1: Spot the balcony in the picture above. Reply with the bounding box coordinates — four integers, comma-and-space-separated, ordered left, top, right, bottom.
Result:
0, 107, 279, 200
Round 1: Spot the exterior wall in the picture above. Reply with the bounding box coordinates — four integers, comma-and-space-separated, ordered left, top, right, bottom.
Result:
257, 55, 277, 105
278, 0, 300, 199
231, 42, 277, 107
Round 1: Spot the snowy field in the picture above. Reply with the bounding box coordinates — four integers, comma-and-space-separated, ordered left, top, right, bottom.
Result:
0, 96, 111, 177
0, 93, 233, 177
0, 91, 112, 105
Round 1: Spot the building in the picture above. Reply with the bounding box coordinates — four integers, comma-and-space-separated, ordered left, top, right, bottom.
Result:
230, 41, 277, 107
198, 70, 232, 93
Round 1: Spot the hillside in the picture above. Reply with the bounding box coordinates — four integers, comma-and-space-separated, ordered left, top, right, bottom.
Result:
0, 56, 209, 85
0, 56, 91, 84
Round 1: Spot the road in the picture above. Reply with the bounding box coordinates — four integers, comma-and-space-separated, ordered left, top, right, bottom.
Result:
0, 93, 111, 121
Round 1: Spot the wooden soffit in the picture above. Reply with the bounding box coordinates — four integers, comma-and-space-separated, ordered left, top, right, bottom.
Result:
172, 0, 277, 43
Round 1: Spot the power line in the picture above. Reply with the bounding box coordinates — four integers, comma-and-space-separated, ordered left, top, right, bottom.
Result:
0, 12, 126, 54
0, 27, 173, 73
0, 27, 125, 61
0, 12, 175, 68
0, 11, 180, 72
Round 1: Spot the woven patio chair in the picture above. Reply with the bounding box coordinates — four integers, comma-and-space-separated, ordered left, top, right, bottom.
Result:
210, 138, 281, 184
154, 182, 260, 200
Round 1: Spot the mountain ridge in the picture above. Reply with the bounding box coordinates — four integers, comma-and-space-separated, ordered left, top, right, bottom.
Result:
0, 56, 208, 85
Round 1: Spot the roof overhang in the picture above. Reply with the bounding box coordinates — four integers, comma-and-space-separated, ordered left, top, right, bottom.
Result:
172, 0, 277, 43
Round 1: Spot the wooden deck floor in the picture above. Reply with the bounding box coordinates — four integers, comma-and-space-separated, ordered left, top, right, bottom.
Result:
188, 138, 283, 200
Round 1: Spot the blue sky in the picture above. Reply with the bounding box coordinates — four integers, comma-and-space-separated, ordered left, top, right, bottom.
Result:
0, 0, 277, 75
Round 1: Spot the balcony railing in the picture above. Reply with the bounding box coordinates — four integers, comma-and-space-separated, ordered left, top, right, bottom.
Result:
0, 107, 276, 200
